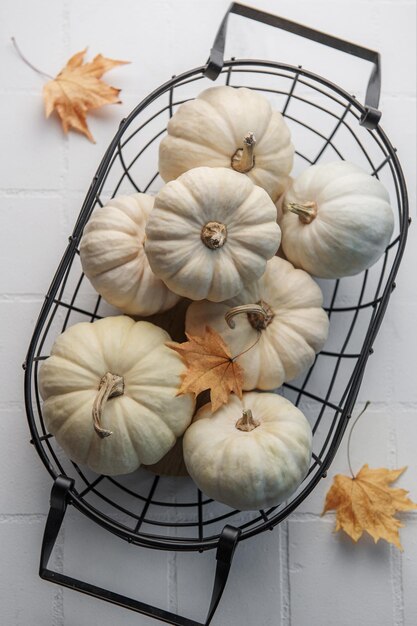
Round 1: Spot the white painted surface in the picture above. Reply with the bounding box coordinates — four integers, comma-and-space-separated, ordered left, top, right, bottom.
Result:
0, 1, 416, 624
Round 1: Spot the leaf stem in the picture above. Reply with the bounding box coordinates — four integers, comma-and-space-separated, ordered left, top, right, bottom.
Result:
347, 401, 371, 478
232, 331, 261, 360
11, 37, 53, 80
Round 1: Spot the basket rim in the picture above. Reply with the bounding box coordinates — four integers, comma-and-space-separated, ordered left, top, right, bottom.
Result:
24, 57, 410, 551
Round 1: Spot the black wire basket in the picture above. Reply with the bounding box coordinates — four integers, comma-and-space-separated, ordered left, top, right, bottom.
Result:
24, 4, 409, 625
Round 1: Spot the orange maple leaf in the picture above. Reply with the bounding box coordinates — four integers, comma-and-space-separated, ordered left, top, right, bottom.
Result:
322, 464, 417, 550
43, 49, 129, 142
167, 326, 244, 413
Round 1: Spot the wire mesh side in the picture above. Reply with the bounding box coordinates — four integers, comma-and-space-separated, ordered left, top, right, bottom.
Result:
24, 60, 409, 551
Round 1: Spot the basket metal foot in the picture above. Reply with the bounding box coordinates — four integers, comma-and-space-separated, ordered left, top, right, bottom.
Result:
39, 475, 241, 626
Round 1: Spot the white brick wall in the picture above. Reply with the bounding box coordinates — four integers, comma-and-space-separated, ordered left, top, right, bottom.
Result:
1, 1, 415, 624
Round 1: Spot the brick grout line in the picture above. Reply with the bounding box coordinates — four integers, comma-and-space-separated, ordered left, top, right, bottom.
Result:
0, 401, 25, 410
388, 411, 405, 626
0, 189, 63, 196
61, 0, 71, 237
279, 520, 291, 626
51, 522, 65, 626
167, 477, 179, 617
391, 545, 405, 626
0, 293, 48, 300
288, 512, 333, 522
377, 0, 416, 4
48, 2, 72, 625
4, 508, 415, 524
167, 550, 178, 616
399, 513, 417, 522
0, 513, 46, 522
0, 89, 415, 100
290, 510, 417, 522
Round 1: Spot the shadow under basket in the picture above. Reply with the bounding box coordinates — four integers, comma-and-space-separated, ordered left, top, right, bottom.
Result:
24, 4, 409, 625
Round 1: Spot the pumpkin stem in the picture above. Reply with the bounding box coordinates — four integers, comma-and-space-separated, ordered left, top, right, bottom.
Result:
231, 132, 256, 173
92, 372, 125, 438
201, 221, 227, 249
225, 301, 274, 331
286, 201, 318, 224
235, 409, 260, 432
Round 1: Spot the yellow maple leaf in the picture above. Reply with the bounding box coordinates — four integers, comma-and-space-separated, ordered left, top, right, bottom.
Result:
167, 326, 244, 413
322, 464, 417, 550
43, 49, 129, 142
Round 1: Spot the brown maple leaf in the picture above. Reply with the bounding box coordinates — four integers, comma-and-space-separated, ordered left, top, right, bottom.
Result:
43, 49, 129, 142
167, 326, 244, 413
322, 464, 417, 550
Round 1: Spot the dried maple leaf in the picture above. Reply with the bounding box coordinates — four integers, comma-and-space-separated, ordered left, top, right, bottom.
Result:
322, 464, 417, 550
167, 326, 244, 412
43, 49, 129, 142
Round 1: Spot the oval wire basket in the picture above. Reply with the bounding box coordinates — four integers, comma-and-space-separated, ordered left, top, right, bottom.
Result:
24, 4, 409, 625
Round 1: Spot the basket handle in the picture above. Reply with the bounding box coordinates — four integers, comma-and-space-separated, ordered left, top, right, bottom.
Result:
39, 475, 241, 626
204, 2, 381, 128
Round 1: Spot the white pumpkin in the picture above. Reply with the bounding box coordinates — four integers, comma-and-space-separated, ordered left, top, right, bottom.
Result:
39, 316, 195, 476
183, 392, 312, 511
280, 161, 395, 278
145, 167, 281, 302
186, 256, 329, 390
159, 85, 294, 201
80, 193, 180, 316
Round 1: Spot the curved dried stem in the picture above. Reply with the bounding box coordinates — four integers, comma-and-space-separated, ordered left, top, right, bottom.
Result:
347, 401, 371, 477
11, 37, 53, 79
92, 372, 124, 438
231, 132, 256, 173
225, 304, 267, 329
